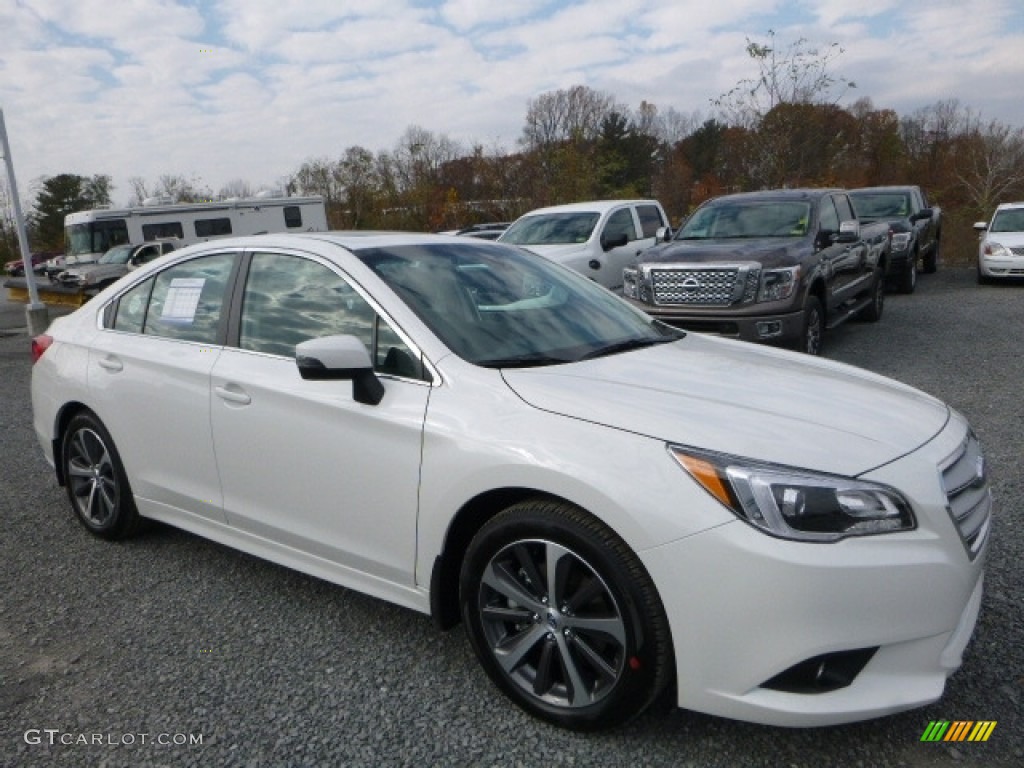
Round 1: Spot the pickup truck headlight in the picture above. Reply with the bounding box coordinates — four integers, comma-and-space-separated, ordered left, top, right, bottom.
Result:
670, 447, 915, 542
890, 232, 912, 251
623, 267, 639, 299
758, 266, 799, 303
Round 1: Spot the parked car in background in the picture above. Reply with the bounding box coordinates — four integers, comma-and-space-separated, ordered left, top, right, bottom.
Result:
30, 233, 988, 731
456, 222, 509, 240
56, 240, 177, 293
974, 202, 1024, 283
848, 186, 941, 293
623, 189, 890, 355
4, 251, 58, 276
499, 200, 669, 291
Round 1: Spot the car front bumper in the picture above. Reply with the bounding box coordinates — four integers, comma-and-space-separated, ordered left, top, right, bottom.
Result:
638, 415, 989, 726
979, 252, 1024, 279
625, 300, 805, 345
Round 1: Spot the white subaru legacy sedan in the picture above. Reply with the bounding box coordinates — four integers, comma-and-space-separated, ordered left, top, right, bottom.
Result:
31, 233, 990, 730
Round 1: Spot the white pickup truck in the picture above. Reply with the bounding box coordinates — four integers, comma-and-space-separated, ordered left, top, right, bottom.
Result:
498, 199, 670, 292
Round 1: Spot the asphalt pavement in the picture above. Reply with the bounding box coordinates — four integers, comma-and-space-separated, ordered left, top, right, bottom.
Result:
1, 269, 1021, 767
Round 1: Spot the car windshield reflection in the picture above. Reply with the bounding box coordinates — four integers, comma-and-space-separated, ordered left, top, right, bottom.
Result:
356, 242, 680, 367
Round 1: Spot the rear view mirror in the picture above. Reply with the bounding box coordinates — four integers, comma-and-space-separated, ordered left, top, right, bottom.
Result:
295, 335, 384, 405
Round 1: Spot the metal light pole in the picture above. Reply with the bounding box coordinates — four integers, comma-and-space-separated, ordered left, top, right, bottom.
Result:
0, 107, 49, 335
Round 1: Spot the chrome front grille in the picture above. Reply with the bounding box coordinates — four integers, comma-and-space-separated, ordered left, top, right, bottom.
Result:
940, 433, 992, 560
650, 267, 757, 306
1009, 246, 1024, 256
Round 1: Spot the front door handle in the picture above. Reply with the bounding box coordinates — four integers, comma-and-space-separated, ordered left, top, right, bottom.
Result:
97, 356, 123, 372
214, 385, 252, 406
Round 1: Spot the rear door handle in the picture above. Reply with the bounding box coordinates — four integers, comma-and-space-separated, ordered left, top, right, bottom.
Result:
97, 356, 123, 372
214, 385, 252, 406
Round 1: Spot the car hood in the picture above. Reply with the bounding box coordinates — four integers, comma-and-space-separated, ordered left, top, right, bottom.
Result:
985, 231, 1024, 246
501, 334, 949, 476
640, 238, 803, 268
62, 263, 127, 279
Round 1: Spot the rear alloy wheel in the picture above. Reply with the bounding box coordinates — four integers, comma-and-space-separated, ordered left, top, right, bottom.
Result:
460, 500, 672, 730
62, 412, 140, 539
798, 296, 824, 355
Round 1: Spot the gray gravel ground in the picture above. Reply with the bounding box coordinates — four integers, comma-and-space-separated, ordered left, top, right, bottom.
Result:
1, 268, 1021, 767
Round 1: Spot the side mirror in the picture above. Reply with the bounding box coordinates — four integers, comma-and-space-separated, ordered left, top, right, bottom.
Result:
655, 226, 673, 242
601, 232, 629, 251
836, 220, 860, 243
972, 221, 988, 232
910, 208, 933, 223
295, 335, 384, 405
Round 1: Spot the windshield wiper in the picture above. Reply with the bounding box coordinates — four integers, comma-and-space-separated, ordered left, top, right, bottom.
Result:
477, 354, 571, 369
578, 336, 676, 361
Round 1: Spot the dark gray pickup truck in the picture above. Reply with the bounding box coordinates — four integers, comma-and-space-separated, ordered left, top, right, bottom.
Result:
848, 185, 941, 294
622, 189, 890, 355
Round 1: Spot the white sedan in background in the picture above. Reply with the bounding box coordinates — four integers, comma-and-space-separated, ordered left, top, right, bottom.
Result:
31, 233, 990, 730
975, 201, 1024, 283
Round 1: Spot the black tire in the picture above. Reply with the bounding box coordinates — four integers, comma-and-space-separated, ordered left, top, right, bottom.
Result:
860, 269, 885, 323
923, 237, 939, 274
460, 499, 673, 731
896, 252, 917, 294
61, 412, 141, 540
796, 296, 824, 355
977, 266, 993, 285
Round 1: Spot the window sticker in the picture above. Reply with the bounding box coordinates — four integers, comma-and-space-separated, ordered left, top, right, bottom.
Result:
162, 278, 205, 324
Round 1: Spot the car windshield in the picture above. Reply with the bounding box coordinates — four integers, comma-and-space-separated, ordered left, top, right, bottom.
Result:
500, 212, 600, 245
99, 245, 135, 264
849, 193, 910, 220
356, 242, 681, 367
990, 209, 1024, 233
676, 201, 812, 239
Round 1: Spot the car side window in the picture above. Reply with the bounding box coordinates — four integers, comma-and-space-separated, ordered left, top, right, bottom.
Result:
834, 195, 856, 223
113, 277, 155, 333
635, 205, 665, 237
818, 197, 840, 233
603, 208, 637, 243
143, 253, 236, 343
239, 252, 422, 379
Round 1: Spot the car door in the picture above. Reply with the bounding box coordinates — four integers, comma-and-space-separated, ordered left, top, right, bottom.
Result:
594, 206, 642, 292
88, 251, 238, 522
816, 195, 861, 305
209, 249, 431, 587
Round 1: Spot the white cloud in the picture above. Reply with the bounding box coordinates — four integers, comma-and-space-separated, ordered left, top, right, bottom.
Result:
1, 0, 1023, 205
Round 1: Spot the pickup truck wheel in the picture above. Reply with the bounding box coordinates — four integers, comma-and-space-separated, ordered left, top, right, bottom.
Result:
797, 297, 824, 355
860, 270, 885, 323
896, 253, 917, 294
923, 238, 939, 273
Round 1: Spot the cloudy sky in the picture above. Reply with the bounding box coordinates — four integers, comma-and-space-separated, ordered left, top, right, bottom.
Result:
2, 0, 1023, 206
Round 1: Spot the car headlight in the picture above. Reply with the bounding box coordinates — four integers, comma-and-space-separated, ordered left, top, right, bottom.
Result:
982, 241, 1010, 258
890, 232, 911, 251
758, 266, 799, 303
670, 446, 915, 542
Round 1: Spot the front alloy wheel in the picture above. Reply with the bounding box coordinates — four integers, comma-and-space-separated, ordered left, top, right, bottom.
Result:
461, 501, 672, 730
798, 296, 824, 355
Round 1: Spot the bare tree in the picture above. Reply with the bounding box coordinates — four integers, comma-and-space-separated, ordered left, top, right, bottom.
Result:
521, 85, 620, 149
218, 178, 255, 199
713, 30, 856, 127
956, 120, 1024, 215
127, 176, 149, 206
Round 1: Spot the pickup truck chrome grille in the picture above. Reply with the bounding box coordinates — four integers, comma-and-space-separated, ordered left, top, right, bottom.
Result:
940, 432, 992, 560
650, 267, 741, 306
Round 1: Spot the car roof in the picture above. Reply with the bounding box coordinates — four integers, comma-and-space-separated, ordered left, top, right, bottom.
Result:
166, 231, 494, 255
709, 189, 841, 204
849, 187, 915, 195
517, 200, 660, 216
994, 202, 1024, 211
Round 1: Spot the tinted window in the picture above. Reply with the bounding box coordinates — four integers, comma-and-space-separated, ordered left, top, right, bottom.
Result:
284, 206, 302, 228
834, 195, 856, 223
636, 205, 666, 237
195, 217, 233, 237
239, 252, 421, 378
142, 222, 185, 240
819, 198, 840, 233
142, 253, 236, 343
604, 208, 637, 242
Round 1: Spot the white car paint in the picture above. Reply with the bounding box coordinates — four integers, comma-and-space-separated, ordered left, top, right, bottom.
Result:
31, 232, 989, 728
975, 201, 1024, 280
